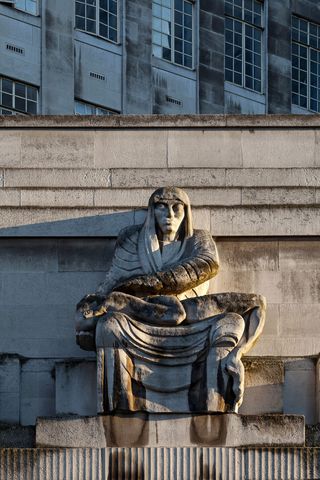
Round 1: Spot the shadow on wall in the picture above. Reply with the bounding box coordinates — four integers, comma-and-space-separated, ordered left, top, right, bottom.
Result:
0, 209, 147, 237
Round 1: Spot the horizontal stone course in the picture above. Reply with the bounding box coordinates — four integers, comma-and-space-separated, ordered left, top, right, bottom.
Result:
111, 168, 226, 188
20, 131, 95, 168
20, 189, 95, 207
242, 187, 316, 205
241, 129, 316, 167
94, 130, 168, 168
226, 168, 320, 187
211, 206, 320, 235
167, 130, 242, 168
4, 168, 111, 188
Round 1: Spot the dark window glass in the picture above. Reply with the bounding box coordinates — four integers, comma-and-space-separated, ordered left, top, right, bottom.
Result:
27, 101, 37, 114
2, 93, 12, 108
2, 79, 13, 94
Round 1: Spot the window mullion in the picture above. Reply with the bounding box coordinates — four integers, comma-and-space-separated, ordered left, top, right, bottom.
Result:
97, 0, 99, 37
242, 21, 245, 88
171, 0, 174, 64
12, 82, 15, 111
307, 46, 310, 110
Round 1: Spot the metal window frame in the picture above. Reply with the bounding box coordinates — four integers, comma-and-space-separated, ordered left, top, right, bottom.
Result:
225, 0, 265, 94
75, 0, 119, 44
0, 76, 38, 115
0, 0, 39, 16
292, 15, 320, 113
74, 99, 119, 115
152, 0, 195, 70
14, 0, 39, 16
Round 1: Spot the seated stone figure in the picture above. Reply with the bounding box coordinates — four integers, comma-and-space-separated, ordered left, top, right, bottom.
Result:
76, 187, 265, 414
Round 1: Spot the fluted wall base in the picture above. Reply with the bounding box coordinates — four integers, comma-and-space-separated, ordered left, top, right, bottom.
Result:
1, 447, 320, 480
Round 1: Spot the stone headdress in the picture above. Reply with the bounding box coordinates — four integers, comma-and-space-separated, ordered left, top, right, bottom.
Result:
138, 187, 193, 274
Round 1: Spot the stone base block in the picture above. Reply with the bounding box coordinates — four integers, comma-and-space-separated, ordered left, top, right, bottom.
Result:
36, 413, 305, 448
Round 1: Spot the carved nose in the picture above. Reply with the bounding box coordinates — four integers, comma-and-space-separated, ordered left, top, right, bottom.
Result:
167, 206, 174, 218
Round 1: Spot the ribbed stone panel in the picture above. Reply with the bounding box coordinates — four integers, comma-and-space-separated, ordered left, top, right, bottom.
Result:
0, 447, 320, 479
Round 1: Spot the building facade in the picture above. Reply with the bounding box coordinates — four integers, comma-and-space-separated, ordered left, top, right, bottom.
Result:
0, 0, 319, 115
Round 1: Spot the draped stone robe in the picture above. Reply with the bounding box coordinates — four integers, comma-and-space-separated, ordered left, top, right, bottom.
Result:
86, 225, 265, 414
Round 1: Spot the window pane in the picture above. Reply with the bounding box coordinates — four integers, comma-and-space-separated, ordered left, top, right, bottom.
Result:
175, 0, 182, 11
27, 86, 37, 101
76, 16, 85, 30
86, 19, 96, 33
108, 13, 116, 28
15, 97, 26, 112
76, 3, 85, 16
175, 38, 182, 52
234, 72, 242, 85
26, 0, 37, 15
184, 41, 192, 55
184, 27, 192, 42
174, 10, 182, 25
109, 0, 117, 14
184, 55, 192, 68
163, 47, 171, 60
2, 93, 13, 108
15, 83, 26, 98
184, 2, 192, 15
109, 27, 117, 41
99, 24, 108, 38
27, 100, 37, 114
100, 10, 108, 24
2, 79, 13, 94
174, 51, 183, 65
86, 5, 96, 20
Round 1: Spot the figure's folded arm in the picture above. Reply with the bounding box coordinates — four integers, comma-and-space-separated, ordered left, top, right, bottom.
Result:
116, 231, 219, 296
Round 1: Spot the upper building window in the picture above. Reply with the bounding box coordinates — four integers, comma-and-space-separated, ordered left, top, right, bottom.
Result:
75, 0, 118, 43
225, 0, 264, 93
0, 0, 38, 15
292, 16, 320, 112
0, 77, 38, 115
75, 100, 119, 115
152, 0, 194, 69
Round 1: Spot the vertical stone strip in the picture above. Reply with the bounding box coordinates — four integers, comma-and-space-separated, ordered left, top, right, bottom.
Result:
199, 0, 225, 113
124, 0, 152, 113
41, 0, 74, 114
267, 0, 291, 113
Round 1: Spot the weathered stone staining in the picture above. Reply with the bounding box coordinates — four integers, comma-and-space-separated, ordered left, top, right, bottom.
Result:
76, 187, 266, 414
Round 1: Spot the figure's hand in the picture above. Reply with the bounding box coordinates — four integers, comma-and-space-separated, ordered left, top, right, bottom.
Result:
76, 294, 107, 333
77, 293, 105, 312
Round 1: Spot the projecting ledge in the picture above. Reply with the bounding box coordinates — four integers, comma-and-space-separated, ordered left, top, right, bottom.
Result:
36, 413, 305, 449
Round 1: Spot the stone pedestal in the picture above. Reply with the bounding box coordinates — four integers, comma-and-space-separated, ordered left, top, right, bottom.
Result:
36, 413, 305, 448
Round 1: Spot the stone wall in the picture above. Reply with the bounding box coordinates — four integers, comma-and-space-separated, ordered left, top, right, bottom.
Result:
0, 115, 319, 426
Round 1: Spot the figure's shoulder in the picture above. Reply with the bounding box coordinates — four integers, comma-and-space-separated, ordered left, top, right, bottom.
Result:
193, 228, 213, 238
116, 224, 141, 245
188, 229, 217, 253
192, 229, 216, 243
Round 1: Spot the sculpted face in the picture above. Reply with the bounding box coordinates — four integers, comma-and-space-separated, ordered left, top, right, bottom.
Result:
154, 201, 185, 240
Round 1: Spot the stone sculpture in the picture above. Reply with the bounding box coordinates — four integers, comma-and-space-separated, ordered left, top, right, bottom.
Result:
76, 187, 265, 414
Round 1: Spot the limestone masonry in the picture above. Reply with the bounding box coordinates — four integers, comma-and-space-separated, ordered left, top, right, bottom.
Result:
0, 116, 319, 468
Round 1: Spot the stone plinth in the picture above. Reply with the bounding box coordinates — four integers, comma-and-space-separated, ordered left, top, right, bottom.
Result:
36, 413, 305, 448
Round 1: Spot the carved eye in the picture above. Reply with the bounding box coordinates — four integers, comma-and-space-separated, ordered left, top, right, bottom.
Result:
173, 203, 184, 213
155, 203, 166, 210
